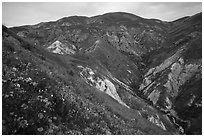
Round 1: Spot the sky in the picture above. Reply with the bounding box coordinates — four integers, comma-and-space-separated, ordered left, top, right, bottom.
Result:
2, 2, 202, 27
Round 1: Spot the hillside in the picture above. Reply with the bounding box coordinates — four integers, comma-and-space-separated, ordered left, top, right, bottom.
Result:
2, 12, 202, 135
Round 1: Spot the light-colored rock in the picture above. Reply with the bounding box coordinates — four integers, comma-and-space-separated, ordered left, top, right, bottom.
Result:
164, 59, 200, 98
47, 40, 75, 55
78, 66, 129, 108
147, 89, 160, 105
127, 70, 132, 73
139, 44, 201, 108
61, 22, 72, 26
148, 115, 166, 131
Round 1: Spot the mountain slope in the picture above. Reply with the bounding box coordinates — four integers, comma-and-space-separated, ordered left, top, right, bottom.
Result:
138, 12, 202, 134
2, 12, 202, 135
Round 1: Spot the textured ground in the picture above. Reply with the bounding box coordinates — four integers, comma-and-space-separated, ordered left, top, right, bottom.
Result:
2, 12, 202, 135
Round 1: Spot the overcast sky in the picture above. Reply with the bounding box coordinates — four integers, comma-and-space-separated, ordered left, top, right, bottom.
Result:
2, 2, 202, 27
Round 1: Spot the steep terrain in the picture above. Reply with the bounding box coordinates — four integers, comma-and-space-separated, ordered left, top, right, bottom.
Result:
2, 12, 202, 135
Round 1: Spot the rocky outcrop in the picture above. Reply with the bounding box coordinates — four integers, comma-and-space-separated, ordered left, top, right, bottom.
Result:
164, 58, 201, 99
139, 44, 201, 134
139, 45, 201, 111
139, 46, 185, 101
47, 40, 76, 55
77, 66, 129, 108
138, 108, 167, 131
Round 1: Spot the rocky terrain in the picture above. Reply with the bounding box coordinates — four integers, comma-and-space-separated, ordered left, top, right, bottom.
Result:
2, 12, 202, 135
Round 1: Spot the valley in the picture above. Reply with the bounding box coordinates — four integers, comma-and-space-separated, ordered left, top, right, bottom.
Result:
2, 12, 202, 135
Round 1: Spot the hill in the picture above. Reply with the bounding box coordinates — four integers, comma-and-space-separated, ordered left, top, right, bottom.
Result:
2, 12, 202, 135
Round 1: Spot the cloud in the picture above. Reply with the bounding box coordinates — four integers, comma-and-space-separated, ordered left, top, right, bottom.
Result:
2, 2, 202, 27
